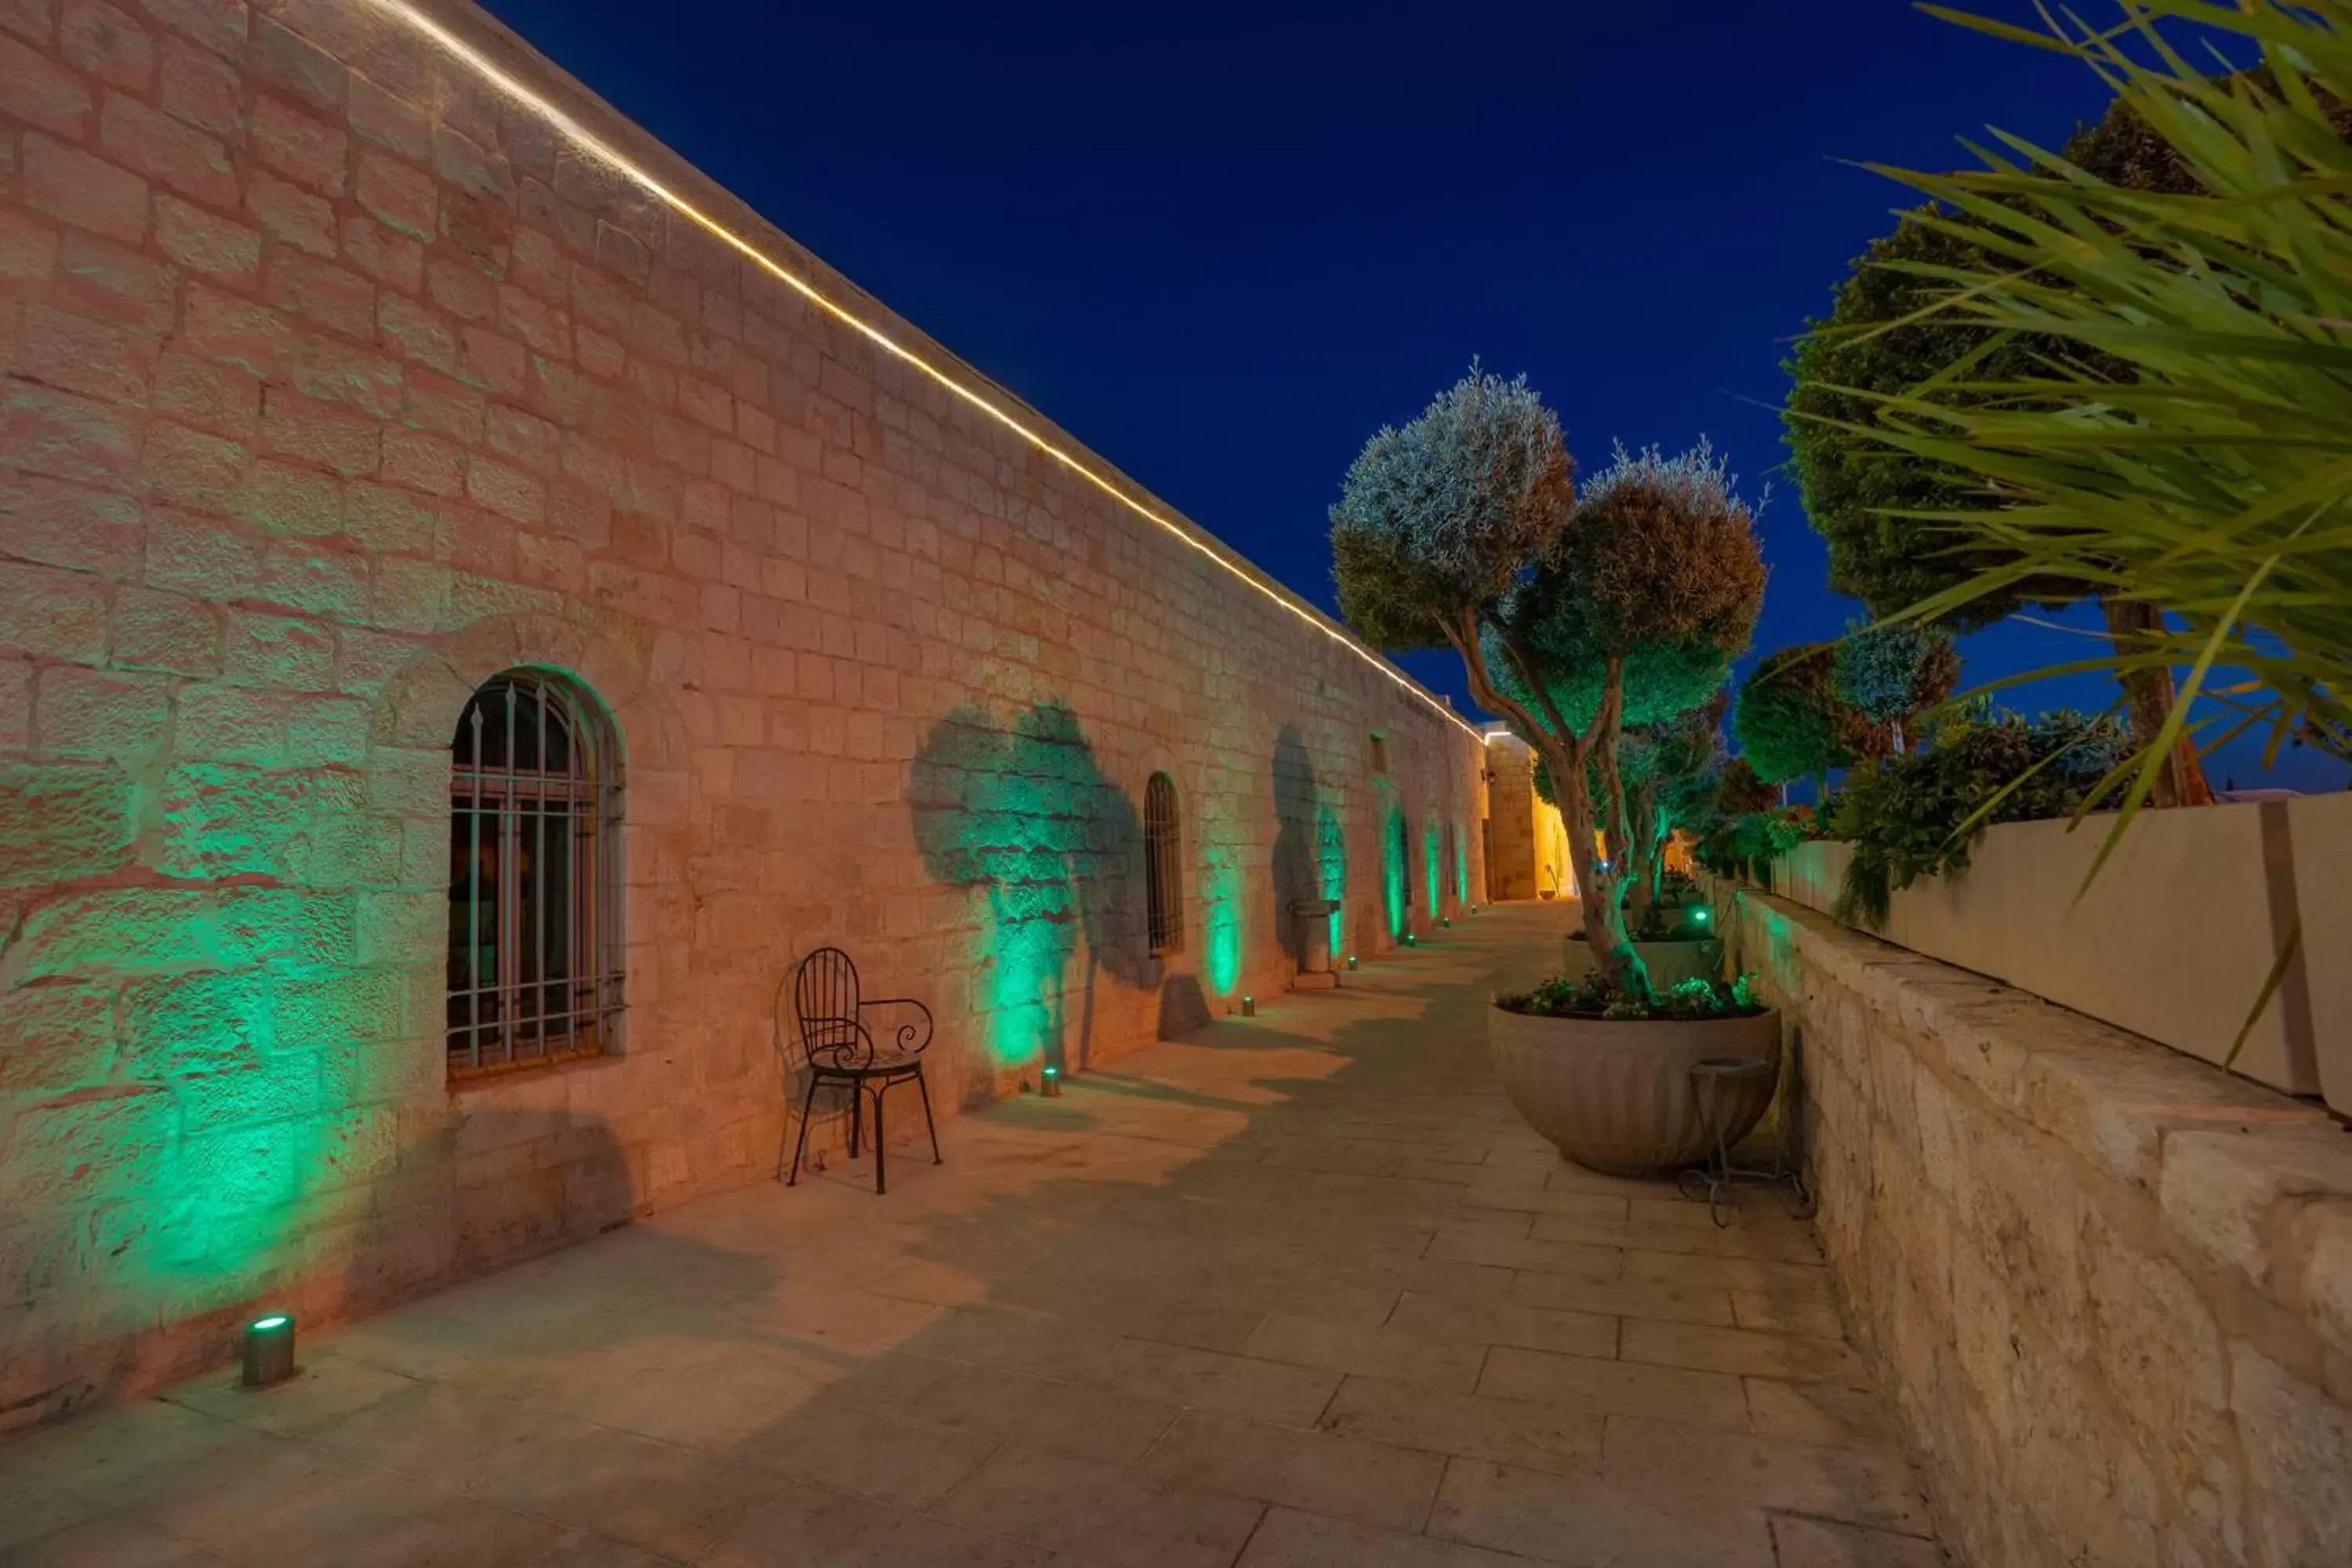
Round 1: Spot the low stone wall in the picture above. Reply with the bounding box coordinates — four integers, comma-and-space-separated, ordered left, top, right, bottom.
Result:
1725, 887, 2352, 1567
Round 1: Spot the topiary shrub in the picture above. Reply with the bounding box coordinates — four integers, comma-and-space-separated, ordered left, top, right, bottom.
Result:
1733, 642, 1871, 794
1834, 619, 1960, 754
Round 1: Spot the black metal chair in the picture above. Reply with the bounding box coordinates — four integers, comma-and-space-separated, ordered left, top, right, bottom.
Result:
782, 947, 941, 1195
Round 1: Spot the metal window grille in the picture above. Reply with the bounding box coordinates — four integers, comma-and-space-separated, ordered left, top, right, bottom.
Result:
447, 670, 626, 1079
1144, 772, 1184, 955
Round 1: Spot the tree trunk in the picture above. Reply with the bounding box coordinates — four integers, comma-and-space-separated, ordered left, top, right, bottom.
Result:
2100, 596, 2216, 808
1555, 746, 1646, 997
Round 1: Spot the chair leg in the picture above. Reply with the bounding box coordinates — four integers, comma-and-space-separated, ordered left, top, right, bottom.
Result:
873, 1081, 888, 1196
915, 1063, 942, 1165
786, 1071, 819, 1187
849, 1079, 863, 1159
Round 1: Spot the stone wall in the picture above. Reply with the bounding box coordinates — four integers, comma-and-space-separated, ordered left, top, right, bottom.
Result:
1480, 731, 1571, 903
0, 0, 1486, 1426
1726, 888, 2352, 1567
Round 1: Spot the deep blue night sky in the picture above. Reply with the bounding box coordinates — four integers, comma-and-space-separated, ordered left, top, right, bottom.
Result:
477, 0, 2342, 792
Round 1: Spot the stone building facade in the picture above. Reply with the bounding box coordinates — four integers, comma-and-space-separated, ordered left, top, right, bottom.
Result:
0, 0, 1488, 1425
1480, 730, 1573, 903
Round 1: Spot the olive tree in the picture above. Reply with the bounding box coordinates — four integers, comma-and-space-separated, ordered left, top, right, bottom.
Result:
1617, 697, 1726, 916
1833, 619, 1960, 754
1330, 375, 1763, 998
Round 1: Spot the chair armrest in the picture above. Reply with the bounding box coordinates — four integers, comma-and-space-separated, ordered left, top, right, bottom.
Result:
857, 996, 935, 1058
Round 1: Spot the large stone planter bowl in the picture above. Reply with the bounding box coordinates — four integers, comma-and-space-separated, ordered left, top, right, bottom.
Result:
1487, 1004, 1781, 1176
1563, 931, 1723, 989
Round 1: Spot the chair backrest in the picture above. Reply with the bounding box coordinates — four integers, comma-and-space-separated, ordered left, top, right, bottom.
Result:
793, 946, 865, 1069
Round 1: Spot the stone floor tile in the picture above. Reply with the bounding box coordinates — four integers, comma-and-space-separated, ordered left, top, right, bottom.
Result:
1768, 1515, 1948, 1566
931, 1444, 1263, 1567
1318, 1374, 1602, 1477
1428, 1458, 1777, 1567
701, 1479, 1058, 1567
732, 1285, 951, 1356
1730, 1283, 1843, 1340
1135, 1409, 1446, 1532
1458, 1187, 1635, 1224
1743, 1378, 1907, 1450
143, 1437, 466, 1566
290, 1373, 582, 1483
299, 1497, 568, 1568
1621, 1250, 1834, 1296
1242, 1315, 1490, 1393
1094, 1338, 1341, 1428
466, 1425, 788, 1561
1476, 1346, 1750, 1430
750, 1402, 1005, 1510
0, 1515, 233, 1567
0, 1483, 93, 1552
1424, 1229, 1622, 1280
915, 1363, 1181, 1466
1621, 1320, 1873, 1388
1531, 1211, 1823, 1266
1601, 1415, 1932, 1534
1235, 1506, 1543, 1566
159, 1352, 425, 1438
1506, 1269, 1738, 1328
1389, 1290, 1617, 1359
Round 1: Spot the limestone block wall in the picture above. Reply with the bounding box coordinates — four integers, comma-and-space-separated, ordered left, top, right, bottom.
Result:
1726, 889, 2352, 1567
0, 0, 1486, 1426
1480, 731, 1572, 903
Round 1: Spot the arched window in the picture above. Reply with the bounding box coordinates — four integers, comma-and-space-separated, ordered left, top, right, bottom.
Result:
1144, 771, 1183, 955
448, 670, 625, 1078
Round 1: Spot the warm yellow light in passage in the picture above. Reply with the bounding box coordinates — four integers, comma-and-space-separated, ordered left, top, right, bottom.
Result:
361, 0, 1482, 741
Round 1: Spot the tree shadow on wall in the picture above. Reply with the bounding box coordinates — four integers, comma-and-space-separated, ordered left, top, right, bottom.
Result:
1271, 726, 1347, 968
909, 702, 1151, 1095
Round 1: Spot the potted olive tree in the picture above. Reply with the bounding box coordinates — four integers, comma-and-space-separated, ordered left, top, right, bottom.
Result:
1546, 700, 1730, 987
1329, 372, 1774, 1174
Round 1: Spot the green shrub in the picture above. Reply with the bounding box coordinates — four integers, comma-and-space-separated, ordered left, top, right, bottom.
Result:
1830, 711, 2128, 929
1497, 971, 1763, 1023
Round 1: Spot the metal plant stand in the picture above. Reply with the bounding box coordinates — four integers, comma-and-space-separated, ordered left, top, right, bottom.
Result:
1677, 1054, 1816, 1229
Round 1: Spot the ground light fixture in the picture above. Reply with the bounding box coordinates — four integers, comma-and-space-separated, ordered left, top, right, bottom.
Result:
241, 1314, 296, 1390
1240, 996, 1256, 1017
1403, 934, 1418, 947
1693, 907, 1710, 924
1345, 954, 1359, 970
1040, 1064, 1062, 1098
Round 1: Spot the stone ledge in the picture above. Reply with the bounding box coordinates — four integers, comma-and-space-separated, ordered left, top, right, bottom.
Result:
1732, 886, 2352, 1369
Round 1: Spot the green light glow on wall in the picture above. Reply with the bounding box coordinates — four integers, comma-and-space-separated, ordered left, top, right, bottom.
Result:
912, 702, 1150, 1074
1424, 820, 1442, 917
1454, 822, 1469, 905
1384, 802, 1407, 940
1317, 805, 1346, 956
1203, 855, 1243, 996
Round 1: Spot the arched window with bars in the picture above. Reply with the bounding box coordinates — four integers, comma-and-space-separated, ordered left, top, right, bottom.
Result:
447, 670, 626, 1079
1144, 771, 1184, 955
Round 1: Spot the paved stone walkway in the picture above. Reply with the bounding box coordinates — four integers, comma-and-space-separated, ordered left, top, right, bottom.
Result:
0, 904, 1945, 1567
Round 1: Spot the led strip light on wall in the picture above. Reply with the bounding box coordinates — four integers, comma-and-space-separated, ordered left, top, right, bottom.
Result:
362, 0, 1483, 742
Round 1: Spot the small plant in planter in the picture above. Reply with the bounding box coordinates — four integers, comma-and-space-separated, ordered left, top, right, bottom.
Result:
1499, 971, 1764, 1024
1329, 371, 1773, 1175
